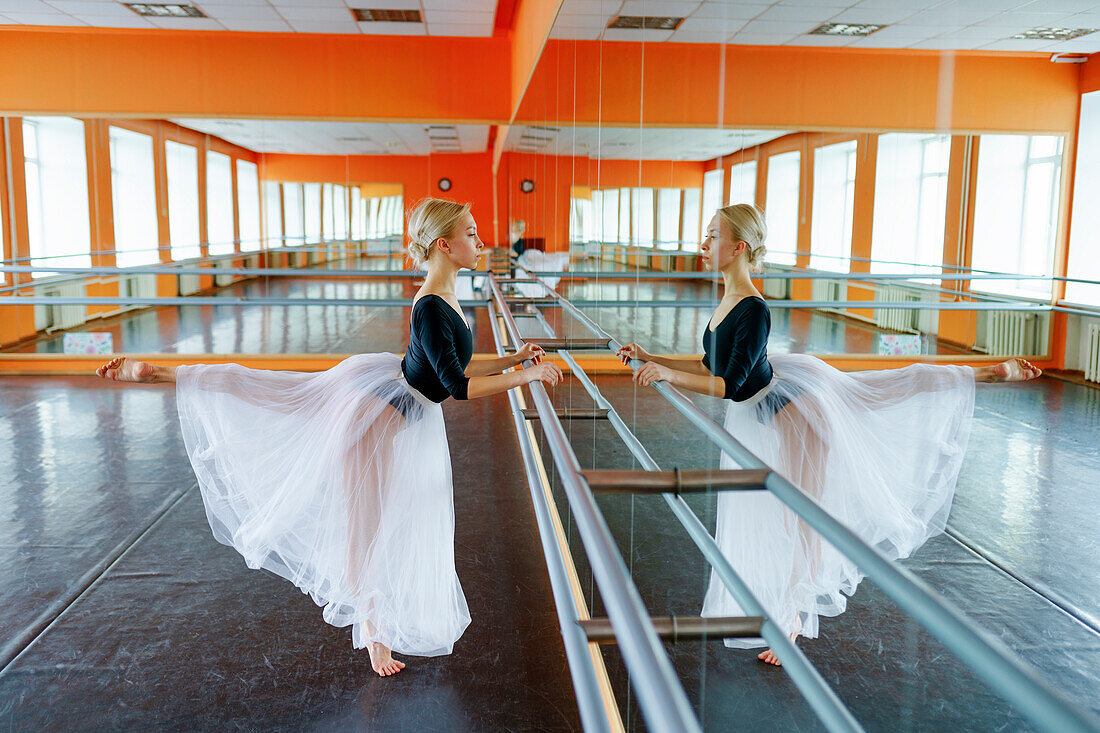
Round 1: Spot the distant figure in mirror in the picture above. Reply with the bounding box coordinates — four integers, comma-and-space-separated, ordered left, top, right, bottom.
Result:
617, 203, 1041, 666
95, 198, 563, 677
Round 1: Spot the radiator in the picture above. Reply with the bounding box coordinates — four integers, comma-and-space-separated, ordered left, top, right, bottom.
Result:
762, 275, 790, 299
213, 259, 233, 286
1085, 324, 1100, 383
873, 285, 920, 333
178, 271, 201, 295
811, 278, 844, 314
987, 311, 1039, 355
34, 281, 87, 332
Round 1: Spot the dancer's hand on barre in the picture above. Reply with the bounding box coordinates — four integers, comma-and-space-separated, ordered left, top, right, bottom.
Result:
514, 342, 546, 365
634, 361, 672, 388
526, 362, 564, 387
616, 342, 651, 365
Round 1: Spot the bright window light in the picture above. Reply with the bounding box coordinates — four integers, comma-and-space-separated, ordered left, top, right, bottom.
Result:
810, 140, 857, 274
765, 151, 801, 266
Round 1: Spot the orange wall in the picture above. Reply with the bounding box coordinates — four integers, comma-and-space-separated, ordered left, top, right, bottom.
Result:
518, 41, 1080, 133
510, 0, 562, 121
0, 28, 511, 122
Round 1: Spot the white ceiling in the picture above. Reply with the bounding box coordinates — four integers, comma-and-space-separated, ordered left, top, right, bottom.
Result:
504, 125, 790, 159
168, 119, 491, 154
0, 0, 496, 34
552, 0, 1100, 53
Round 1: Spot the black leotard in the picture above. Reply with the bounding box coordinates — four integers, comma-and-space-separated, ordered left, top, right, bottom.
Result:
702, 296, 773, 401
401, 294, 473, 403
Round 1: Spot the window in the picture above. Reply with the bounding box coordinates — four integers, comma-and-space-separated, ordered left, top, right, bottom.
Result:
681, 189, 701, 253
1067, 91, 1100, 306
282, 183, 304, 246
601, 188, 619, 243
765, 151, 801, 266
871, 134, 950, 278
166, 140, 201, 260
590, 189, 604, 243
322, 183, 334, 241
618, 187, 631, 244
701, 169, 724, 241
728, 160, 757, 206
205, 151, 233, 256
263, 181, 282, 248
569, 195, 595, 244
656, 188, 681, 250
303, 183, 321, 244
810, 140, 857, 273
972, 134, 1064, 298
350, 187, 362, 241
631, 187, 654, 246
333, 184, 347, 240
109, 126, 159, 268
236, 160, 260, 252
23, 117, 92, 277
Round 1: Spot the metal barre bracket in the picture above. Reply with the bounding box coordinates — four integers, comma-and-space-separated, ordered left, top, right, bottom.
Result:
505, 296, 559, 306
581, 468, 770, 495
579, 615, 766, 644
521, 408, 610, 421
529, 338, 611, 351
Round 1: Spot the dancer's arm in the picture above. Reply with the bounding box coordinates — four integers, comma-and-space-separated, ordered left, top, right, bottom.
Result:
466, 362, 562, 399
634, 362, 727, 396
464, 342, 546, 378
617, 343, 712, 375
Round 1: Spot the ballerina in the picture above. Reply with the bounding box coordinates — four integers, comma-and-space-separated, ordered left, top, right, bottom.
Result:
95, 198, 563, 676
617, 203, 1041, 666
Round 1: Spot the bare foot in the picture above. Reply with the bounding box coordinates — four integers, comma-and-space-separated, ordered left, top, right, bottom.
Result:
367, 642, 405, 677
757, 632, 799, 666
95, 356, 157, 383
991, 357, 1042, 383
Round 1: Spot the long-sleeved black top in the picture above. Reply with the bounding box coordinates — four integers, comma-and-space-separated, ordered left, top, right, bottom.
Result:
701, 296, 773, 401
401, 294, 472, 402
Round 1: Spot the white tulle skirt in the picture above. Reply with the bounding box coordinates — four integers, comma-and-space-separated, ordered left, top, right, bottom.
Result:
175, 353, 471, 656
701, 353, 975, 647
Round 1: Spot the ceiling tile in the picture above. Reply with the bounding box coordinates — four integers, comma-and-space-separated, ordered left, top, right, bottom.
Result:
149, 16, 225, 28
847, 35, 922, 46
353, 0, 419, 8
278, 6, 349, 21
601, 26, 675, 40
756, 4, 847, 22
907, 37, 996, 49
668, 28, 735, 41
425, 21, 491, 35
560, 0, 621, 14
75, 13, 157, 25
554, 12, 613, 28
689, 2, 769, 20
618, 0, 701, 16
269, 0, 347, 7
424, 9, 493, 23
47, 1, 131, 16
851, 0, 939, 7
789, 33, 861, 45
356, 19, 425, 33
220, 17, 293, 29
740, 19, 822, 34
208, 4, 284, 19
1017, 0, 1098, 11
3, 11, 85, 22
421, 0, 494, 10
865, 23, 945, 38
727, 31, 798, 44
825, 8, 918, 24
905, 8, 998, 25
969, 11, 1073, 28
1043, 37, 1100, 50
979, 37, 1060, 50
1060, 11, 1100, 25
676, 14, 743, 31
287, 18, 359, 31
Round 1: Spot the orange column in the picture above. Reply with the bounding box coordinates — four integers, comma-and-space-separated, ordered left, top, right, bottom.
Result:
938, 135, 978, 348
1, 117, 37, 346
197, 137, 212, 291
86, 119, 118, 318
153, 121, 175, 297
792, 138, 813, 301
847, 133, 878, 321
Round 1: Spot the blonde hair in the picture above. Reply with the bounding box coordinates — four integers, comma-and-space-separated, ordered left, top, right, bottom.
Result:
406, 198, 471, 265
717, 203, 768, 272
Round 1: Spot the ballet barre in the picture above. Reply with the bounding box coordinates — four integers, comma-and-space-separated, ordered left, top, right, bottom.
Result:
525, 270, 1100, 733
579, 615, 766, 644
487, 273, 862, 733
520, 408, 609, 420
487, 276, 703, 733
580, 468, 770, 495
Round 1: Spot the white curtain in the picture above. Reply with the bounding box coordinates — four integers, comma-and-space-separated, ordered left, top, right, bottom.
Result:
23, 117, 92, 277
1068, 91, 1100, 305
109, 126, 159, 268
166, 140, 201, 260
206, 151, 234, 256
765, 151, 801, 266
810, 141, 857, 274
728, 160, 757, 206
236, 160, 261, 253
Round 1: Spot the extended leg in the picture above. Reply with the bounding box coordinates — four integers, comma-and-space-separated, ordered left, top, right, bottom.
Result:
96, 356, 175, 383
